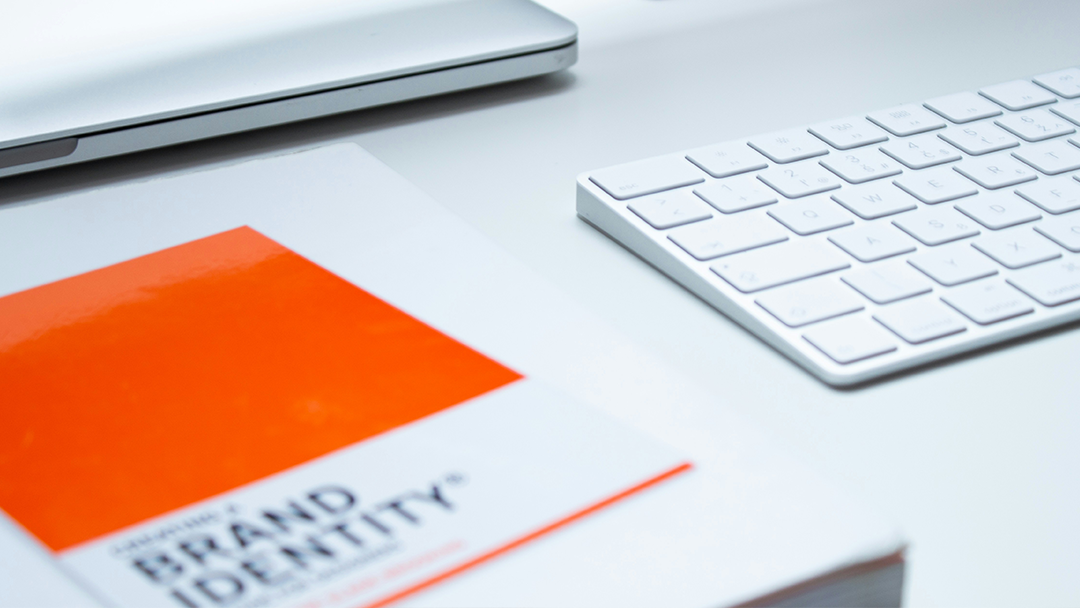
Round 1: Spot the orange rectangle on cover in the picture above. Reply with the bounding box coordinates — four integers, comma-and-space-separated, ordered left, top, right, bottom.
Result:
0, 227, 521, 553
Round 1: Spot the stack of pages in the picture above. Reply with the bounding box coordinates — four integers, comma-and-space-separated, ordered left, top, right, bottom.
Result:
0, 144, 904, 607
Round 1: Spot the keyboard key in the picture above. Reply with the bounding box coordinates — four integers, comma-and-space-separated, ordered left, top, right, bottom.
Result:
820, 148, 902, 184
1034, 68, 1080, 99
627, 190, 713, 229
867, 104, 946, 137
685, 143, 769, 178
711, 239, 850, 293
908, 245, 998, 285
925, 91, 1002, 123
874, 297, 967, 344
832, 183, 918, 219
829, 223, 917, 262
953, 154, 1038, 189
938, 123, 1018, 156
942, 281, 1034, 325
1034, 212, 1080, 251
955, 192, 1041, 229
893, 206, 980, 245
979, 80, 1057, 111
755, 277, 864, 327
757, 161, 843, 198
803, 316, 898, 364
880, 133, 962, 169
995, 109, 1075, 142
1016, 177, 1080, 214
972, 229, 1062, 268
808, 117, 888, 150
694, 176, 778, 213
894, 167, 978, 204
668, 213, 788, 260
748, 130, 830, 163
1007, 258, 1080, 305
842, 262, 933, 304
1011, 140, 1080, 175
767, 197, 854, 235
590, 156, 705, 200
1050, 98, 1080, 126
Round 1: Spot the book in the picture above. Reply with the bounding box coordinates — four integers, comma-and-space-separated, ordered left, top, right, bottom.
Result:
0, 144, 905, 607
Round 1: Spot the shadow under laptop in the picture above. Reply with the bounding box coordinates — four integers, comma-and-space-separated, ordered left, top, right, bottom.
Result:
0, 70, 576, 208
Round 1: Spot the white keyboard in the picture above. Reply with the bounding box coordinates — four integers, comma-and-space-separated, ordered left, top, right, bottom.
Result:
577, 68, 1080, 386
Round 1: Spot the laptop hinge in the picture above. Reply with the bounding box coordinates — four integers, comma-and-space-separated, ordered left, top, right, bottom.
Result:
0, 138, 78, 170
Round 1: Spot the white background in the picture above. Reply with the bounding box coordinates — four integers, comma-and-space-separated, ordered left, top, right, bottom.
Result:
2, 0, 1080, 606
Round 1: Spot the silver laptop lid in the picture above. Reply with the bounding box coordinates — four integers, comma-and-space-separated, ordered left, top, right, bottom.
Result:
0, 0, 576, 151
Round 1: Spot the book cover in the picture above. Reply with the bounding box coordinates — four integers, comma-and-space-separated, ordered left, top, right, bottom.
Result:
0, 225, 690, 608
0, 144, 905, 608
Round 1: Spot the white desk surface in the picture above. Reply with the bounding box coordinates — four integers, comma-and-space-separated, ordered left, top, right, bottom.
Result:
3, 0, 1080, 606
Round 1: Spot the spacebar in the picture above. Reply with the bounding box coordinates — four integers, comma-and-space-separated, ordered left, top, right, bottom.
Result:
710, 240, 850, 293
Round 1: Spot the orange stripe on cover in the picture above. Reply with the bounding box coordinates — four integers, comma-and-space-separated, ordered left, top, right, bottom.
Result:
362, 462, 694, 608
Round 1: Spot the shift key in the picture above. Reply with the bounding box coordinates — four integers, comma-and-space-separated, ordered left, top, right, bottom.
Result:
712, 240, 850, 293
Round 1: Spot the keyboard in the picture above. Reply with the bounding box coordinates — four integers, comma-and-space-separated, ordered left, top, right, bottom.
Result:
577, 68, 1080, 386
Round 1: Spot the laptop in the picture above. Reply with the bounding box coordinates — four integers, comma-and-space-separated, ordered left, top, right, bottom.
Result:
0, 0, 577, 178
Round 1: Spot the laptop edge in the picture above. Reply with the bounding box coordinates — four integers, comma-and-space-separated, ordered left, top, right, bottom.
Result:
0, 0, 577, 178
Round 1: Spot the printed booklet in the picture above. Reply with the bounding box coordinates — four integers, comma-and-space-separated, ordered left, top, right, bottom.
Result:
1, 226, 689, 608
0, 144, 905, 607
